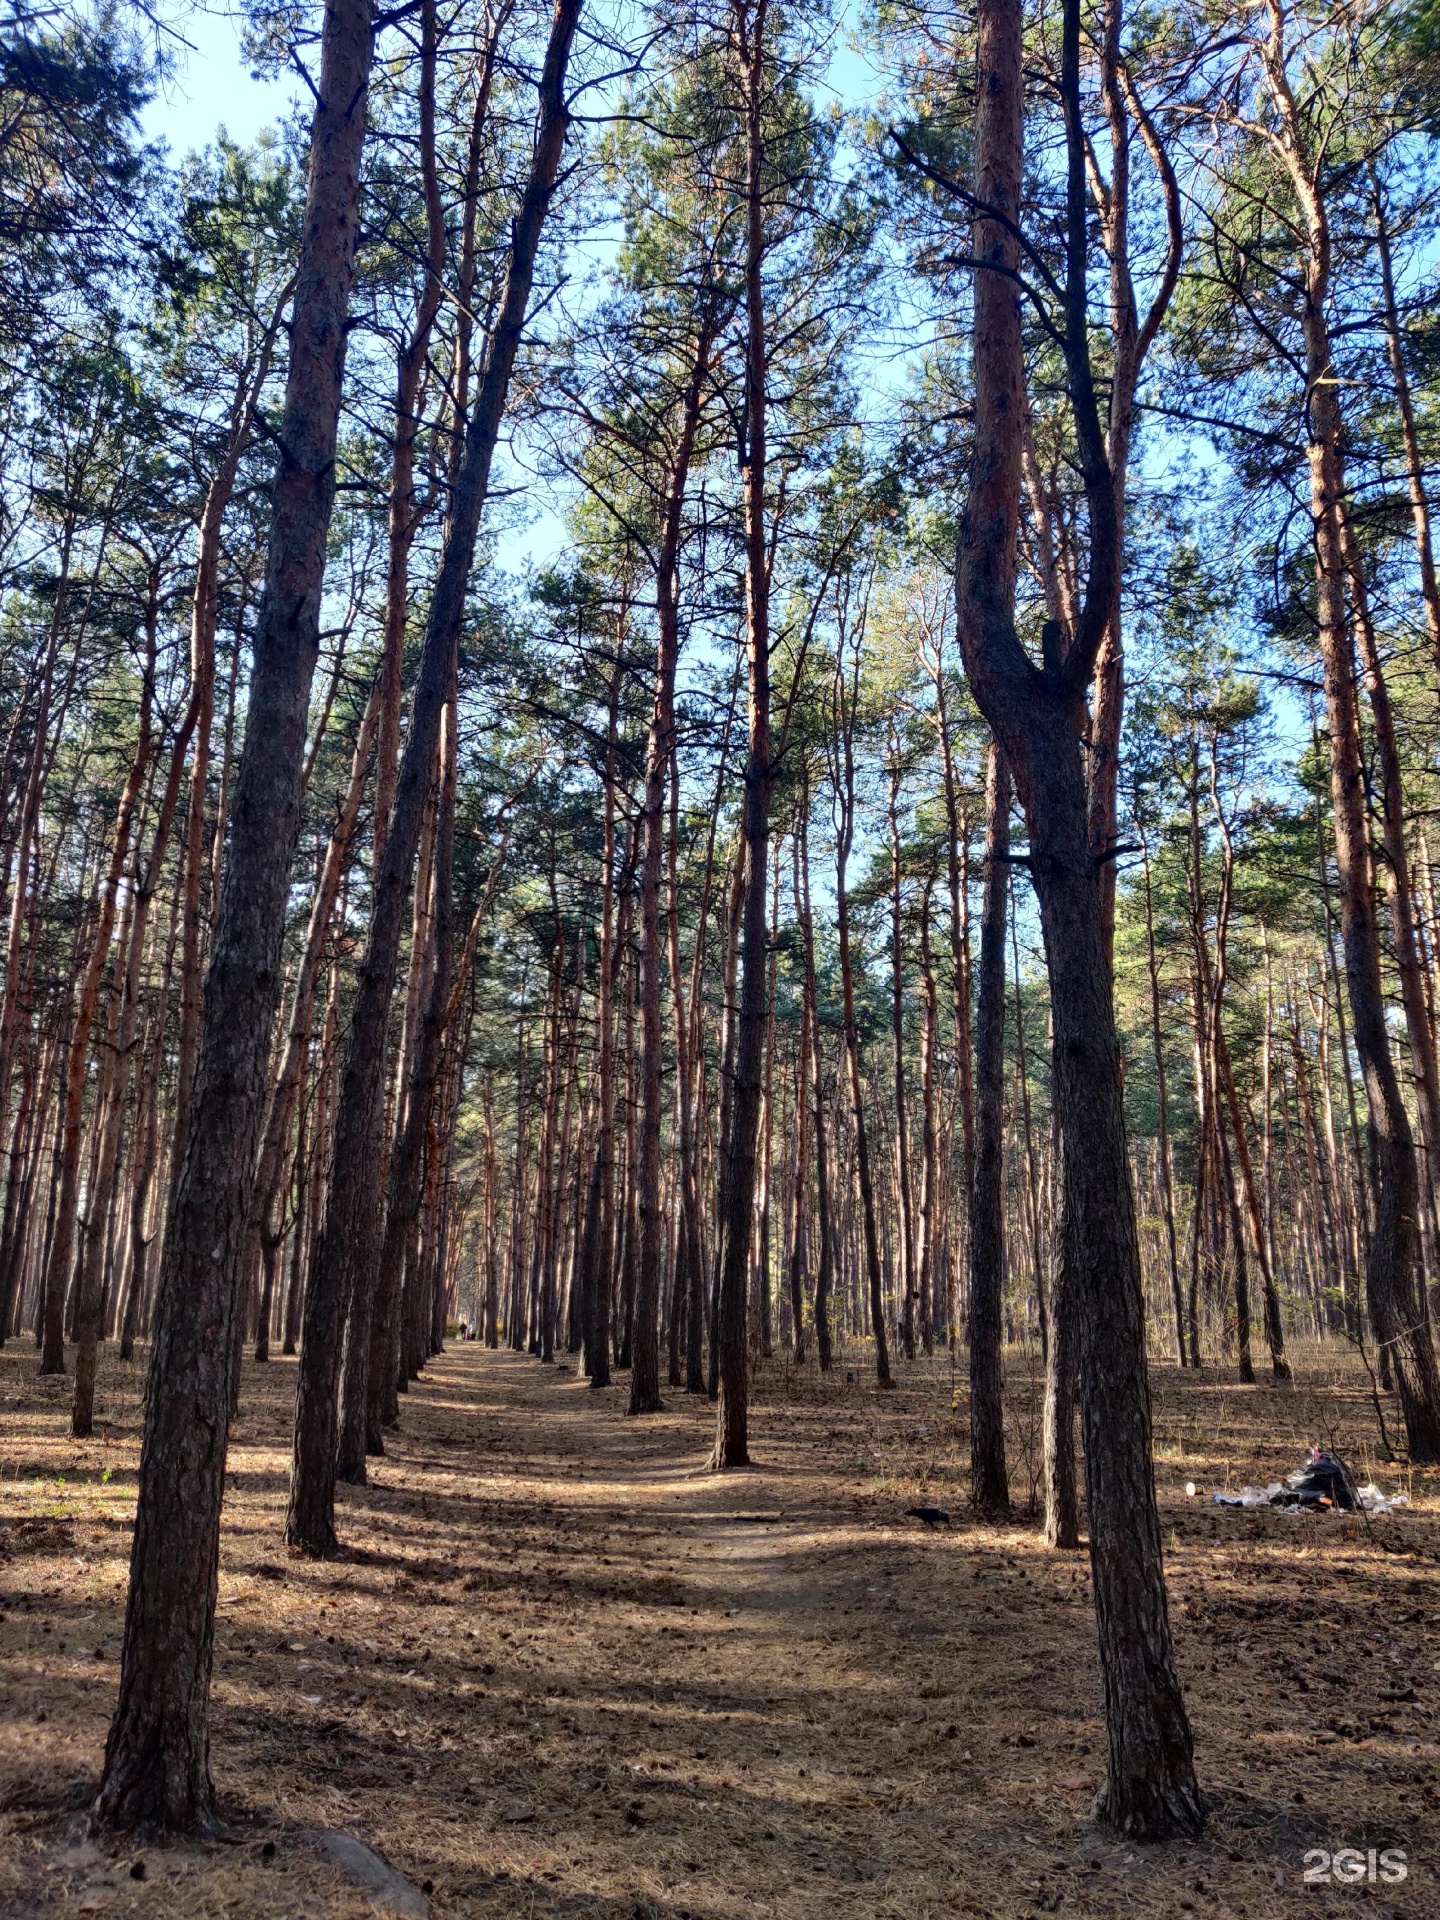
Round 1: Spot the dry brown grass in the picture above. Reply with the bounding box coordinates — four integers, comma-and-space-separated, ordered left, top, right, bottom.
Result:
0, 1333, 1436, 1918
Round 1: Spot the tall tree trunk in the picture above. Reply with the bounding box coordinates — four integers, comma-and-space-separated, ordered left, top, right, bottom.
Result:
70, 887, 136, 1415
789, 828, 812, 1364
709, 840, 745, 1396
1215, 1025, 1289, 1380
582, 650, 623, 1387
933, 662, 976, 1233
97, 0, 376, 1831
666, 755, 703, 1392
1194, 754, 1257, 1384
358, 690, 459, 1459
542, 959, 580, 1364
247, 681, 381, 1340
339, 731, 438, 1471
631, 324, 712, 1414
482, 1074, 500, 1344
798, 787, 834, 1369
887, 755, 917, 1360
916, 881, 940, 1353
970, 740, 1010, 1517
709, 0, 773, 1468
756, 851, 780, 1359
1139, 834, 1185, 1364
834, 647, 892, 1390
1340, 514, 1440, 1278
1010, 893, 1044, 1344
116, 890, 176, 1364
617, 928, 638, 1367
1042, 1104, 1081, 1550
1082, 0, 1180, 949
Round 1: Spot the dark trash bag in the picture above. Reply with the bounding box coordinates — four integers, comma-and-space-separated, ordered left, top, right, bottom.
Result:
1277, 1448, 1356, 1511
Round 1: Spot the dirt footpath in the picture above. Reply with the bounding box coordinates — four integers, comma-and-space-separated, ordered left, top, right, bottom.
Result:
0, 1339, 1436, 1918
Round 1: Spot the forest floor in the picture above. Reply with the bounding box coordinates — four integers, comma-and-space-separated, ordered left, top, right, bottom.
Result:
0, 1335, 1436, 1920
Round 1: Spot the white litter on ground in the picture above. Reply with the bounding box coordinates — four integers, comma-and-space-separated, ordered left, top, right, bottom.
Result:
1354, 1483, 1409, 1515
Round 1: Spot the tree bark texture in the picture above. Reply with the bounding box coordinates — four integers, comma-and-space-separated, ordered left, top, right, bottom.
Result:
96, 0, 375, 1830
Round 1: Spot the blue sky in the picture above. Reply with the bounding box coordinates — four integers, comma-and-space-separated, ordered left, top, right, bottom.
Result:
141, 6, 299, 157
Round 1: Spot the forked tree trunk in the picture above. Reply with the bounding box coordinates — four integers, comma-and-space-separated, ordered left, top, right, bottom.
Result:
96, 0, 376, 1832
951, 0, 1200, 1838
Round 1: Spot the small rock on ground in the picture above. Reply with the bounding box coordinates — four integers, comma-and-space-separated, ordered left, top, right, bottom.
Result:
316, 1830, 431, 1916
